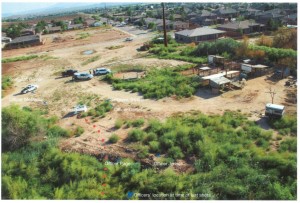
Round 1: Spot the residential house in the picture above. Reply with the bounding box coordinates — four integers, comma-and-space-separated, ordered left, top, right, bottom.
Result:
213, 8, 239, 19
2, 37, 12, 43
173, 14, 183, 21
5, 35, 42, 49
190, 10, 217, 26
84, 19, 96, 27
46, 26, 62, 33
187, 12, 198, 19
282, 13, 297, 26
68, 24, 84, 30
93, 21, 102, 27
254, 9, 286, 24
175, 27, 225, 43
173, 21, 189, 31
203, 18, 215, 26
143, 18, 173, 31
128, 15, 144, 23
217, 20, 265, 37
20, 28, 35, 36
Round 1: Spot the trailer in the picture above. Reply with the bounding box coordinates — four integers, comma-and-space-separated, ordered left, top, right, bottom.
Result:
265, 103, 285, 118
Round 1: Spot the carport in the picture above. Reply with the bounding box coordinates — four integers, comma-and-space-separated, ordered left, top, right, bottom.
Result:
209, 76, 232, 94
198, 67, 211, 76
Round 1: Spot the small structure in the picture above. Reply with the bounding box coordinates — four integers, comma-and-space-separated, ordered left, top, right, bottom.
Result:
200, 70, 240, 92
46, 26, 62, 33
20, 28, 35, 36
198, 66, 211, 76
68, 24, 83, 30
5, 35, 43, 49
93, 21, 102, 27
241, 64, 269, 77
208, 55, 225, 65
210, 76, 232, 88
175, 27, 226, 43
265, 103, 285, 118
2, 37, 12, 43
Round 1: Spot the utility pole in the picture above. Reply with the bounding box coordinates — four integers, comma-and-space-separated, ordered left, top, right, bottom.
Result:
162, 2, 168, 47
266, 87, 276, 104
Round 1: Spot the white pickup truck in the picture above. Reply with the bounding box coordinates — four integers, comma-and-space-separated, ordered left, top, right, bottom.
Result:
73, 105, 87, 115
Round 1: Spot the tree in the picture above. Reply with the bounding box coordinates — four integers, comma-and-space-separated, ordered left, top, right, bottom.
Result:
267, 19, 282, 31
73, 17, 84, 24
148, 22, 156, 30
146, 11, 153, 18
2, 105, 46, 151
35, 20, 47, 34
256, 35, 273, 47
6, 24, 24, 38
235, 36, 249, 58
273, 28, 297, 50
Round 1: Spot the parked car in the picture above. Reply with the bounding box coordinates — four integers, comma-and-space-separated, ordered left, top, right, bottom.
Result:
73, 72, 93, 80
21, 84, 38, 94
125, 37, 133, 41
94, 68, 111, 75
62, 69, 78, 77
73, 104, 87, 115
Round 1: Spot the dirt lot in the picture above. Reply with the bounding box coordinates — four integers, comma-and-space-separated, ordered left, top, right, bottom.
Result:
2, 26, 297, 167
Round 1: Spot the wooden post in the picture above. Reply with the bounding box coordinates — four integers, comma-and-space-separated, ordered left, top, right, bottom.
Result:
162, 3, 168, 47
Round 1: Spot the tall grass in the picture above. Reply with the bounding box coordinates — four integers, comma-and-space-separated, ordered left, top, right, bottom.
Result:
2, 55, 38, 63
81, 55, 101, 65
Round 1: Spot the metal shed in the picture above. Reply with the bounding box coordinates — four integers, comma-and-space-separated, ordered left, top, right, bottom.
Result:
209, 76, 232, 88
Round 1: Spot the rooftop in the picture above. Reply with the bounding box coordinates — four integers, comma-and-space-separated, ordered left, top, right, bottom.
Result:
9, 35, 40, 44
218, 20, 263, 30
176, 27, 225, 37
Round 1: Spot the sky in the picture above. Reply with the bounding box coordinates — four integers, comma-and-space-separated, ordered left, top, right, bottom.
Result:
2, 3, 57, 15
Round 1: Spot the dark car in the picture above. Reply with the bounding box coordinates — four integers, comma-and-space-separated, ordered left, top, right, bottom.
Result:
62, 69, 78, 77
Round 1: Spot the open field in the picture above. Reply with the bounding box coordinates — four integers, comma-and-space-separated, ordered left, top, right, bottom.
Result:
2, 25, 297, 141
2, 24, 297, 186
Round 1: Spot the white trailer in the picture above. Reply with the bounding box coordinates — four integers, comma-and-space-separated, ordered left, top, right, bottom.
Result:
265, 103, 285, 118
241, 64, 252, 73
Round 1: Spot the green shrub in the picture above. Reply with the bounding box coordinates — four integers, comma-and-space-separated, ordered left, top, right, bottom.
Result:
279, 138, 297, 152
192, 38, 240, 56
111, 69, 199, 99
136, 145, 149, 159
2, 55, 39, 63
147, 119, 162, 134
127, 129, 145, 142
168, 146, 184, 159
47, 126, 70, 138
149, 141, 160, 153
2, 76, 13, 90
81, 112, 88, 117
256, 138, 269, 149
143, 132, 157, 144
115, 119, 124, 129
109, 134, 119, 143
131, 119, 145, 127
268, 116, 297, 136
74, 126, 84, 137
